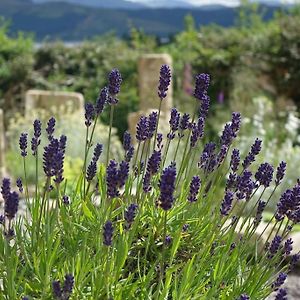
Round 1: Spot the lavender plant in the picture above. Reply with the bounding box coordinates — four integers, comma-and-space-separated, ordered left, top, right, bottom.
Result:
0, 66, 299, 300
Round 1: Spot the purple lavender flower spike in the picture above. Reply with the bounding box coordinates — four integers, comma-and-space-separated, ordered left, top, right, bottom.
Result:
275, 288, 287, 300
103, 220, 114, 246
92, 143, 103, 163
275, 161, 287, 186
43, 138, 59, 177
118, 161, 129, 188
86, 161, 97, 182
54, 135, 67, 184
179, 113, 190, 131
143, 172, 151, 193
158, 162, 177, 210
272, 272, 287, 290
106, 160, 120, 198
136, 115, 149, 142
169, 108, 180, 132
268, 235, 282, 259
84, 102, 95, 127
242, 138, 262, 169
157, 133, 163, 149
226, 173, 237, 191
147, 150, 162, 176
254, 201, 266, 226
123, 131, 131, 151
31, 119, 42, 155
46, 117, 56, 141
194, 73, 210, 101
52, 280, 62, 299
217, 145, 228, 167
290, 253, 300, 270
5, 191, 19, 220
63, 274, 74, 299
1, 178, 11, 202
238, 295, 250, 300
231, 112, 241, 133
158, 64, 171, 100
230, 149, 240, 173
220, 191, 234, 216
148, 111, 158, 139
16, 177, 23, 193
95, 86, 108, 114
19, 133, 28, 157
284, 238, 293, 255
124, 203, 138, 229
199, 94, 210, 119
188, 176, 201, 202
125, 146, 134, 163
236, 170, 255, 200
108, 68, 122, 96
255, 162, 274, 187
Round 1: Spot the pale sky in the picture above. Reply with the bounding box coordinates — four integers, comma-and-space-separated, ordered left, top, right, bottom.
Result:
128, 0, 298, 7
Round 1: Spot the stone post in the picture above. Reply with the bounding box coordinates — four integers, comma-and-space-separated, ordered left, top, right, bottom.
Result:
128, 54, 173, 141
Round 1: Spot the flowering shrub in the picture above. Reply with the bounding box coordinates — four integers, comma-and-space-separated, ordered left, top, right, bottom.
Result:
0, 66, 299, 299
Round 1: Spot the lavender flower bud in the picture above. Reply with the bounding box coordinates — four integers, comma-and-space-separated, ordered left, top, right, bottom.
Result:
199, 94, 210, 119
255, 162, 274, 187
148, 111, 158, 139
158, 64, 171, 100
19, 133, 28, 157
220, 191, 234, 216
95, 86, 108, 114
63, 274, 74, 299
165, 235, 172, 246
5, 191, 19, 220
46, 117, 56, 141
238, 295, 250, 300
254, 201, 266, 226
217, 145, 228, 167
84, 102, 95, 127
143, 172, 151, 193
52, 280, 62, 299
179, 113, 190, 138
123, 131, 132, 152
118, 161, 129, 188
86, 161, 97, 182
290, 253, 300, 270
275, 288, 287, 300
242, 138, 262, 169
157, 133, 163, 149
187, 176, 201, 202
16, 177, 23, 193
124, 204, 138, 230
92, 143, 103, 163
182, 224, 189, 232
136, 115, 149, 142
271, 272, 287, 290
31, 119, 42, 155
106, 160, 119, 198
194, 73, 210, 101
158, 162, 177, 210
108, 68, 122, 96
62, 195, 70, 205
103, 220, 114, 246
284, 238, 293, 256
275, 161, 287, 186
268, 235, 282, 259
1, 178, 11, 202
125, 145, 134, 163
230, 149, 240, 173
169, 108, 180, 132
147, 150, 162, 176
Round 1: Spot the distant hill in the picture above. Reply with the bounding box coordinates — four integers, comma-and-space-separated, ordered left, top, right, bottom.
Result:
0, 0, 282, 41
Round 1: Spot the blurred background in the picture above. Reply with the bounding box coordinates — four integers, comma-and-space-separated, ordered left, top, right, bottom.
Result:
1, 0, 300, 209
